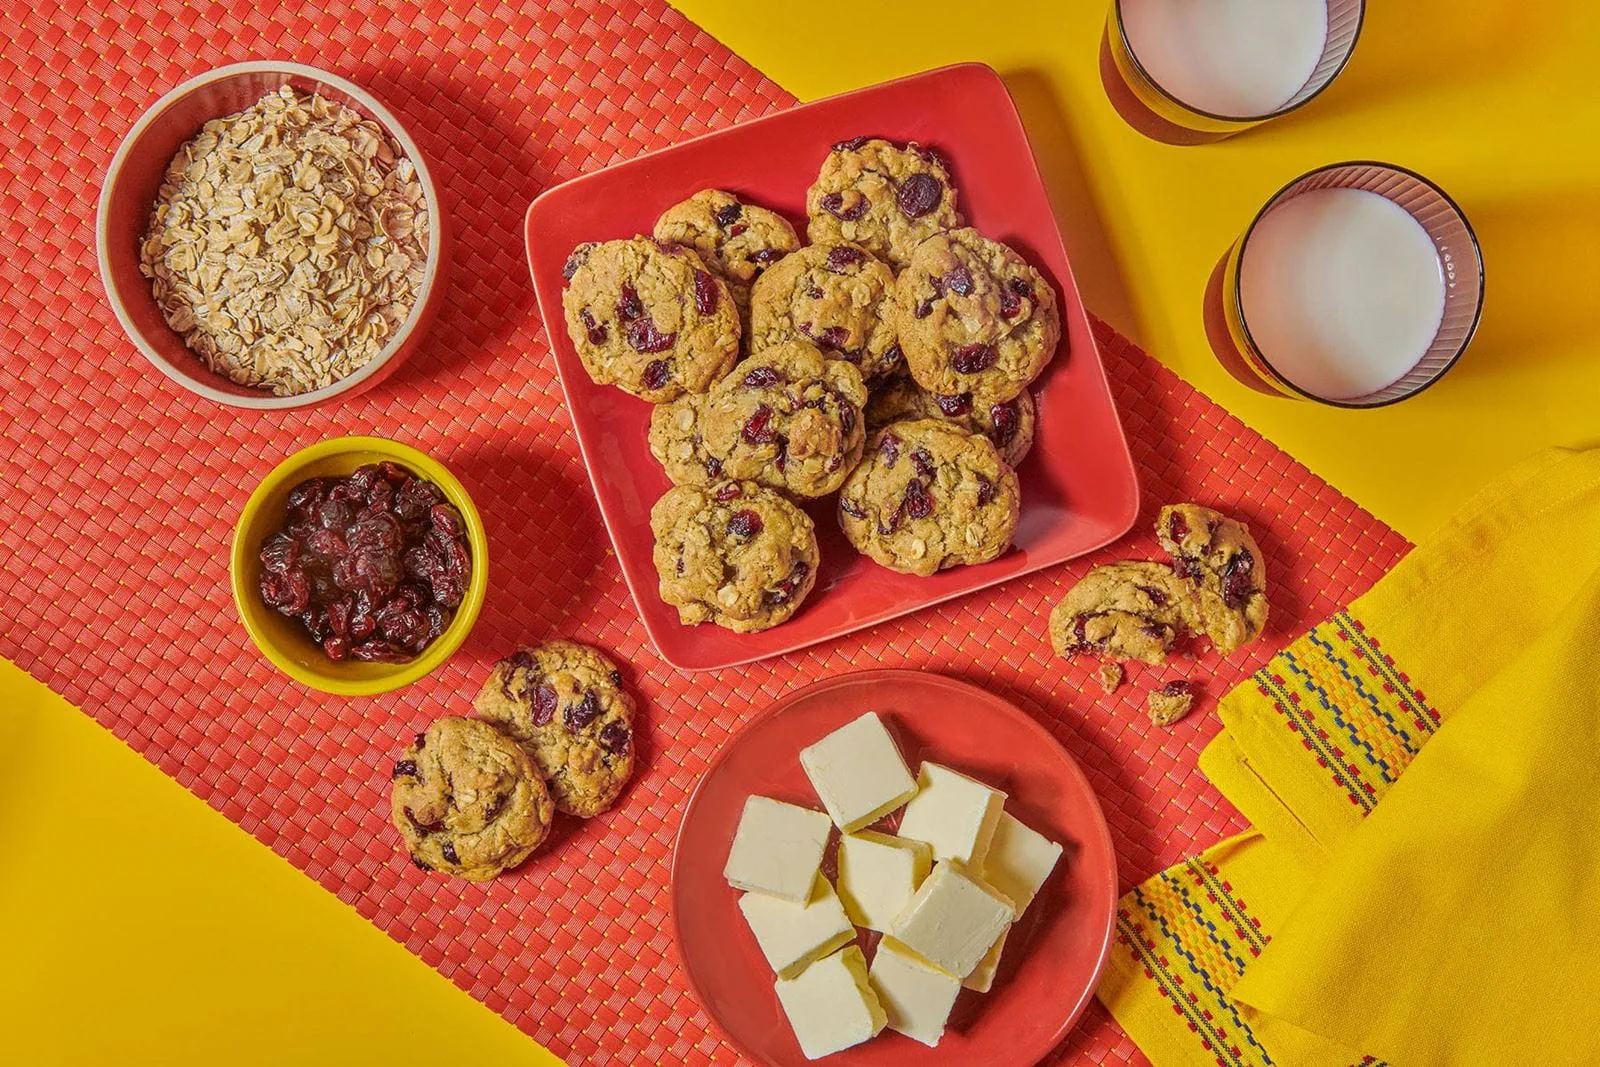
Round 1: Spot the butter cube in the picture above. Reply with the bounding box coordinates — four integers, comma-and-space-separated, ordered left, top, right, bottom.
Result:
896, 763, 1008, 866
837, 830, 932, 933
983, 811, 1063, 915
738, 874, 856, 979
774, 945, 887, 1059
962, 926, 1009, 992
889, 860, 1016, 979
724, 796, 832, 903
799, 712, 918, 832
870, 938, 962, 1047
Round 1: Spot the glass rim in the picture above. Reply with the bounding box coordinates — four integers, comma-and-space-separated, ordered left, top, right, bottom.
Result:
1229, 159, 1487, 409
1112, 0, 1368, 125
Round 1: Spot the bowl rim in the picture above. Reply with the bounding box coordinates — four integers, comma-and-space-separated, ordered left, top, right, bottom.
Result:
229, 435, 489, 695
96, 60, 445, 410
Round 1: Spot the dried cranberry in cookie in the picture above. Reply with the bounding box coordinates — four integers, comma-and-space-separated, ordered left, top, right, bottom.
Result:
560, 237, 739, 402
894, 228, 1061, 405
748, 242, 901, 382
838, 419, 1020, 577
1155, 503, 1269, 652
473, 640, 638, 818
806, 137, 962, 268
650, 481, 820, 632
864, 377, 1038, 468
389, 717, 553, 880
652, 189, 800, 316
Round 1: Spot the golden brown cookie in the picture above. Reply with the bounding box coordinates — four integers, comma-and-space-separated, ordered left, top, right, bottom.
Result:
391, 717, 553, 881
1048, 561, 1192, 665
473, 641, 638, 819
748, 242, 902, 381
560, 238, 739, 402
893, 228, 1061, 405
838, 419, 1020, 577
1156, 503, 1269, 653
652, 189, 799, 316
651, 480, 819, 632
865, 377, 1037, 468
806, 137, 961, 269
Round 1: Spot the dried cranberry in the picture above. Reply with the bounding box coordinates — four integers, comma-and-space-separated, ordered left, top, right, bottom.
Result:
693, 270, 720, 314
903, 479, 934, 519
821, 191, 869, 221
617, 283, 643, 320
410, 854, 432, 871
749, 248, 785, 266
896, 173, 942, 218
729, 223, 748, 237
1221, 551, 1256, 610
1135, 584, 1170, 607
840, 497, 866, 519
914, 299, 935, 319
879, 432, 902, 468
304, 528, 348, 560
260, 567, 310, 615
531, 684, 558, 726
322, 634, 350, 661
561, 246, 591, 281
393, 759, 418, 780
1167, 512, 1190, 543
565, 691, 603, 732
765, 562, 810, 605
988, 401, 1020, 446
742, 366, 782, 389
626, 319, 676, 354
580, 308, 607, 344
392, 478, 440, 523
773, 436, 789, 473
976, 476, 996, 507
884, 342, 904, 369
999, 289, 1022, 319
825, 246, 866, 273
352, 640, 409, 663
704, 456, 724, 479
348, 511, 402, 554
943, 265, 974, 297
728, 509, 764, 539
714, 483, 742, 502
1071, 610, 1107, 650
376, 600, 429, 649
742, 405, 777, 444
1160, 680, 1193, 697
910, 447, 936, 479
441, 841, 460, 865
953, 343, 998, 374
286, 478, 330, 514
415, 731, 428, 748
715, 202, 743, 226
935, 393, 973, 417
429, 503, 464, 541
832, 136, 870, 151
814, 325, 850, 351
1173, 555, 1198, 581
259, 533, 300, 574
838, 398, 857, 435
599, 720, 631, 755
641, 358, 673, 389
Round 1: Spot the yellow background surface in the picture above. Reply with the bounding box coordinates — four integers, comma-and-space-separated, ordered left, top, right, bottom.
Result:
10, 1, 1599, 1063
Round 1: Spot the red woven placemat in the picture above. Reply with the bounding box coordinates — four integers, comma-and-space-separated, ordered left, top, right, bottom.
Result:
0, 3, 1410, 1063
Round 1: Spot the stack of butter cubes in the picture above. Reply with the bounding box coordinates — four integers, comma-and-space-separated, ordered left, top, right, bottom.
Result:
721, 712, 1064, 1059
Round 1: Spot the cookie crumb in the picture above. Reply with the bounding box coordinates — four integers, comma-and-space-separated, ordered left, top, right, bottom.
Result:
1096, 662, 1123, 694
1146, 680, 1195, 726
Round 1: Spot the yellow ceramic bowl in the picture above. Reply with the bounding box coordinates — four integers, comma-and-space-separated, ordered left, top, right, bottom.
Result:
231, 436, 488, 696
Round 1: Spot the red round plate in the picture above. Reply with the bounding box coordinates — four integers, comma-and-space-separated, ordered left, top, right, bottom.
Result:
671, 670, 1117, 1066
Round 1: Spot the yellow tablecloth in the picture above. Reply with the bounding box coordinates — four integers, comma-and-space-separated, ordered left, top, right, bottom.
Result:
10, 0, 1600, 1062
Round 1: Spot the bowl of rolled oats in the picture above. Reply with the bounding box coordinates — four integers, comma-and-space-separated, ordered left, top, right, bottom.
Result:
97, 62, 444, 408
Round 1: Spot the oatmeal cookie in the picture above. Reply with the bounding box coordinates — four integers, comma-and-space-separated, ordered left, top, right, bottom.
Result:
1146, 681, 1196, 726
864, 377, 1037, 467
806, 137, 961, 268
473, 641, 637, 818
1156, 503, 1269, 653
893, 228, 1061, 405
652, 189, 799, 315
838, 419, 1020, 577
560, 237, 739, 402
390, 716, 553, 881
651, 481, 819, 632
748, 242, 902, 381
1048, 561, 1192, 665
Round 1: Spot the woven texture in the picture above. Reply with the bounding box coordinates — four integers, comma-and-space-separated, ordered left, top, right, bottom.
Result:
0, 3, 1410, 1064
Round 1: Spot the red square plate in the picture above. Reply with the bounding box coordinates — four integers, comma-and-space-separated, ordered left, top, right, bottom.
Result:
525, 63, 1139, 672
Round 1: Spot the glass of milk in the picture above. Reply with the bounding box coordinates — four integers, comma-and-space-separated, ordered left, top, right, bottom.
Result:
1108, 0, 1365, 135
1216, 162, 1485, 407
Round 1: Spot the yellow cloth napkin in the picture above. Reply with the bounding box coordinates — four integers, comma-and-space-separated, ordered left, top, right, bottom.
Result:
1098, 447, 1600, 1066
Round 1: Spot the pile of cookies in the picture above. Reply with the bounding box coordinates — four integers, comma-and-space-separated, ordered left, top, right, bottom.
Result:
559, 137, 1064, 633
1048, 503, 1270, 725
390, 640, 638, 881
